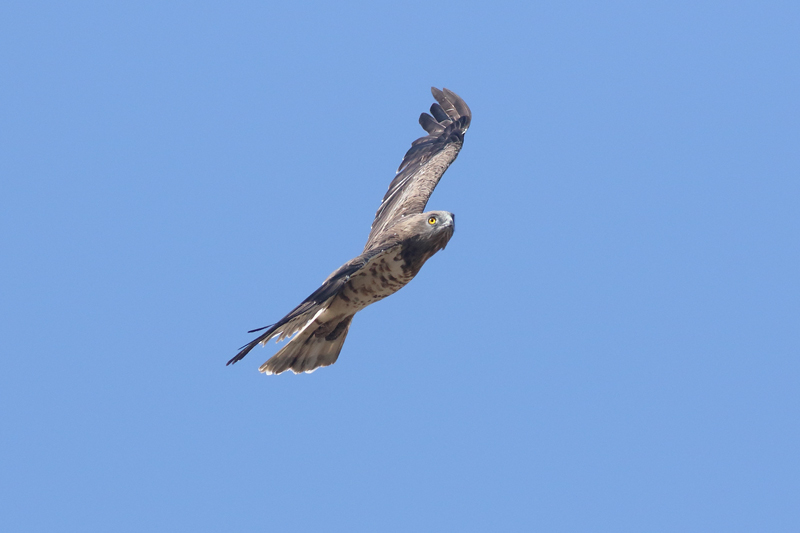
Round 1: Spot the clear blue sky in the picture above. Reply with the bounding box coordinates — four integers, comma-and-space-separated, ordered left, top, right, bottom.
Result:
2, 1, 799, 531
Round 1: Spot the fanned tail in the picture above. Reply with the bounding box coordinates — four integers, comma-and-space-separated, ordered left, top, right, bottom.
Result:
259, 316, 353, 375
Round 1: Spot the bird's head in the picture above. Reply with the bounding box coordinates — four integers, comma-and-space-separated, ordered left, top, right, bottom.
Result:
373, 211, 455, 254
415, 210, 455, 250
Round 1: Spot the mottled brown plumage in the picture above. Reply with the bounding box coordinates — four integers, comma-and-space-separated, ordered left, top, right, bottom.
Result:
227, 88, 471, 375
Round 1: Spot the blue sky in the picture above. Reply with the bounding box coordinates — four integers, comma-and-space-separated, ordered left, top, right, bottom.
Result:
2, 1, 799, 531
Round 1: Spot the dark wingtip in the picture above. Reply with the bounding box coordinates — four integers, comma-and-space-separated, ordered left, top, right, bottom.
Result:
227, 325, 272, 365
226, 346, 251, 366
419, 112, 445, 135
226, 335, 264, 366
226, 346, 247, 366
429, 103, 449, 123
442, 88, 471, 119
430, 87, 471, 126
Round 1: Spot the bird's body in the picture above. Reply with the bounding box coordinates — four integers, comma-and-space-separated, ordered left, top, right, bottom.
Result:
228, 88, 470, 375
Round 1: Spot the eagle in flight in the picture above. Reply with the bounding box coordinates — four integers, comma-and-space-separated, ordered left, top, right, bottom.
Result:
227, 88, 471, 374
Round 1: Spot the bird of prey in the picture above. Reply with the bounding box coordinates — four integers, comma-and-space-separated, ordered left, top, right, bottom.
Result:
227, 88, 471, 375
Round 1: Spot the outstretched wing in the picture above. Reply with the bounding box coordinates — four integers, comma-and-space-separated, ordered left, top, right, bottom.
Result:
363, 87, 471, 251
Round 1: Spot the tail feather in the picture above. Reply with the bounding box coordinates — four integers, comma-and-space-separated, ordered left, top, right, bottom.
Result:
259, 317, 353, 375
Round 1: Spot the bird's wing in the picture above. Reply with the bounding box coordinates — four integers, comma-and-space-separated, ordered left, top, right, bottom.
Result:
363, 87, 471, 251
226, 259, 365, 366
226, 240, 404, 366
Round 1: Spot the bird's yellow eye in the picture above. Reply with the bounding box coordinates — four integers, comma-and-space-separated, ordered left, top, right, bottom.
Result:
428, 216, 437, 225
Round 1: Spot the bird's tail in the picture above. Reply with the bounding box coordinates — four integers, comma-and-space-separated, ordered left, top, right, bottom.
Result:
259, 316, 353, 375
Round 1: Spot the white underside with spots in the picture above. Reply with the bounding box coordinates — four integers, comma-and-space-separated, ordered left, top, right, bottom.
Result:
335, 244, 411, 311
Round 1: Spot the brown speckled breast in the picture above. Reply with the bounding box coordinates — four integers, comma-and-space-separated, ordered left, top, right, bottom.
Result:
336, 245, 415, 311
